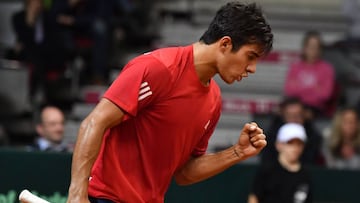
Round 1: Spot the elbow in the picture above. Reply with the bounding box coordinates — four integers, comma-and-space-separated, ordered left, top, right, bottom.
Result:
174, 171, 195, 186
79, 116, 104, 133
79, 119, 89, 132
76, 117, 105, 151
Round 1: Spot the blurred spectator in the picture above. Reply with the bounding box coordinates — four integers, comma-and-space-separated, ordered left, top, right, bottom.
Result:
50, 0, 120, 84
0, 125, 9, 146
248, 123, 313, 203
284, 31, 335, 117
30, 105, 69, 152
11, 0, 68, 101
49, 0, 97, 83
323, 107, 360, 170
261, 98, 323, 166
342, 0, 360, 42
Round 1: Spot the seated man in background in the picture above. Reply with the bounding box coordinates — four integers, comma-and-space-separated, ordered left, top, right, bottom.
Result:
31, 106, 69, 152
248, 123, 313, 203
261, 97, 324, 166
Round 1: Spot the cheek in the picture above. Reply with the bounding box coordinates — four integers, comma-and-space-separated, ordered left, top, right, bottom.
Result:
297, 146, 305, 153
218, 58, 235, 75
218, 53, 249, 77
227, 58, 247, 75
342, 121, 356, 134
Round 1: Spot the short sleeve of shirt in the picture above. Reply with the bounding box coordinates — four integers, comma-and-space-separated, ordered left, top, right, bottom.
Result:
191, 99, 222, 157
104, 55, 171, 120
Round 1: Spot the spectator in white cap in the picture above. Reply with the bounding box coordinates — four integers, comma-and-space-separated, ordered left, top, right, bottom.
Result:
248, 123, 313, 203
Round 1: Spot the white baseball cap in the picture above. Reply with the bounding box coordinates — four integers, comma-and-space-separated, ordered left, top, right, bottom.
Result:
276, 123, 307, 143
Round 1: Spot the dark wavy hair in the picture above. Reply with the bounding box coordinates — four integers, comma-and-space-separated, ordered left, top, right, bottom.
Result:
199, 2, 273, 55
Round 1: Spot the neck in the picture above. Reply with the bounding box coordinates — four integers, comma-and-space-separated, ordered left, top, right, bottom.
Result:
305, 58, 319, 64
278, 154, 301, 172
343, 136, 354, 144
192, 42, 218, 86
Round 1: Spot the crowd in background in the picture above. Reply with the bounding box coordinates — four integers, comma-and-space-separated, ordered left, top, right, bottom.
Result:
0, 0, 360, 173
260, 29, 360, 170
4, 0, 159, 107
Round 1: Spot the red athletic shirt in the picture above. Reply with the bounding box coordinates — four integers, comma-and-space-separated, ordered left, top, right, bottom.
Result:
88, 45, 222, 203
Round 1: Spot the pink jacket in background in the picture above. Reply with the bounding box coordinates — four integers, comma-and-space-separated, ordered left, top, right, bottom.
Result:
284, 59, 335, 110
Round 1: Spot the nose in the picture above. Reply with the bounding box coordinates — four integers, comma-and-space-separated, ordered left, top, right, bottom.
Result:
246, 64, 257, 74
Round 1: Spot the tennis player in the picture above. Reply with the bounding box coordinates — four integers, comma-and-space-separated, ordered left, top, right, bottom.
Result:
67, 2, 273, 203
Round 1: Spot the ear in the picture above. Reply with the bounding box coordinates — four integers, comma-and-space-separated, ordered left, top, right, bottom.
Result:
275, 142, 283, 152
36, 124, 44, 137
218, 36, 233, 52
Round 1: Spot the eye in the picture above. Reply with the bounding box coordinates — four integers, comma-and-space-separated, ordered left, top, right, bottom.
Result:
248, 55, 256, 61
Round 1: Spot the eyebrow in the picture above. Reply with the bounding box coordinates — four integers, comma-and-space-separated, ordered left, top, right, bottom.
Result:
250, 51, 261, 58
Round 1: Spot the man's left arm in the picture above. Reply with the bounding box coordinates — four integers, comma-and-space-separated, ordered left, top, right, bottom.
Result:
174, 123, 266, 185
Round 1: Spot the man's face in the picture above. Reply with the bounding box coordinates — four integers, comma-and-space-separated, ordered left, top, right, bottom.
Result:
277, 139, 305, 163
283, 104, 305, 124
27, 0, 43, 12
37, 107, 65, 144
216, 39, 261, 84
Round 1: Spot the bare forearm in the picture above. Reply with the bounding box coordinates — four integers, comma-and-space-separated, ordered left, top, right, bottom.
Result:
68, 118, 105, 198
66, 99, 125, 203
176, 122, 266, 186
175, 145, 243, 185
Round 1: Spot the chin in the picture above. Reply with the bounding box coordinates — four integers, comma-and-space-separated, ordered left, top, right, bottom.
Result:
224, 80, 234, 84
289, 156, 301, 163
219, 75, 235, 84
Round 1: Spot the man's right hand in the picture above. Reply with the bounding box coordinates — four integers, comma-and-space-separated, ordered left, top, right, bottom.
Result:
67, 183, 90, 203
67, 193, 90, 203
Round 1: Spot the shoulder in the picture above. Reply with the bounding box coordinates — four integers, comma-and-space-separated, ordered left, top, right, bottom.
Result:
318, 60, 332, 66
25, 142, 41, 152
318, 60, 335, 70
128, 46, 190, 75
149, 46, 190, 67
290, 59, 303, 67
299, 165, 312, 179
143, 45, 194, 83
287, 61, 302, 74
124, 52, 171, 79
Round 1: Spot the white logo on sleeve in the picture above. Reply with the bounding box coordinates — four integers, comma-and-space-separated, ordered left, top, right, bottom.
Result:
204, 120, 210, 130
138, 82, 153, 101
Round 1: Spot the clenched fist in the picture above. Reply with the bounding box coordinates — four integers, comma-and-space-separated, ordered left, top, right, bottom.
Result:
234, 122, 267, 160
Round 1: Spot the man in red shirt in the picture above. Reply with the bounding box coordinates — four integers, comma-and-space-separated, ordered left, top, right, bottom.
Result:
67, 2, 273, 203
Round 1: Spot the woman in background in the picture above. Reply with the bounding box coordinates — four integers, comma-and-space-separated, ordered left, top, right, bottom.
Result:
284, 31, 335, 117
323, 107, 360, 170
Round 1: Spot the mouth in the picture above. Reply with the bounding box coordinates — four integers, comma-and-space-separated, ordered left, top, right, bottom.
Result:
235, 76, 242, 82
